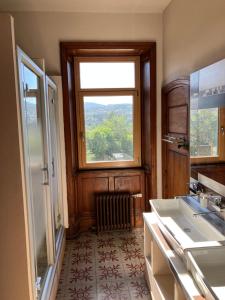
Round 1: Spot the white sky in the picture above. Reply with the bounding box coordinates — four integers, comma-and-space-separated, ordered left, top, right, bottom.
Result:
199, 59, 225, 91
80, 62, 135, 89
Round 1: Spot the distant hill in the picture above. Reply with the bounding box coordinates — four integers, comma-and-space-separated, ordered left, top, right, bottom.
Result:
84, 102, 132, 128
25, 100, 133, 129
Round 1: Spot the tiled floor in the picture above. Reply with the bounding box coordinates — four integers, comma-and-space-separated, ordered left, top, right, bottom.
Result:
56, 228, 151, 300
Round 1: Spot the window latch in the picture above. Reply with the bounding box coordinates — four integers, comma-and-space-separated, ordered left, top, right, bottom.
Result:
80, 131, 85, 143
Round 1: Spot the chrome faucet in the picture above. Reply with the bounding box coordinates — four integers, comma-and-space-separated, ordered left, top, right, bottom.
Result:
193, 211, 218, 218
208, 194, 222, 206
174, 194, 197, 199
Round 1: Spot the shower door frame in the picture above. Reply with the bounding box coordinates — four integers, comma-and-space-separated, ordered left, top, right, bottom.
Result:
17, 47, 55, 300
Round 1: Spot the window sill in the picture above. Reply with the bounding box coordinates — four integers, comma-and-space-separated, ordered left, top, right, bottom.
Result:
73, 166, 146, 176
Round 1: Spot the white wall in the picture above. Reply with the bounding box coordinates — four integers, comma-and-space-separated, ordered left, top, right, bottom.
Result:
10, 11, 163, 196
163, 0, 225, 84
0, 14, 31, 300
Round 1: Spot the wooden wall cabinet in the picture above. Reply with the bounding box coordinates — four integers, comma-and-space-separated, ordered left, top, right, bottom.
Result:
162, 79, 190, 198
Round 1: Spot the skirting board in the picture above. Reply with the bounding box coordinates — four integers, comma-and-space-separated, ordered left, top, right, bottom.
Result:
49, 231, 66, 300
41, 228, 66, 300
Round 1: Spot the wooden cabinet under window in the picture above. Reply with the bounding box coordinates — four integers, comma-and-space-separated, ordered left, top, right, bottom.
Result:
77, 169, 145, 231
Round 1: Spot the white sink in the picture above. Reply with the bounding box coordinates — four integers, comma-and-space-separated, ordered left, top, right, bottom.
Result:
187, 247, 225, 299
150, 198, 225, 255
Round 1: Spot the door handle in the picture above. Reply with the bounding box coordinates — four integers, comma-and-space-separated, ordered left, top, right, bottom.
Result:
41, 166, 49, 185
162, 135, 189, 150
52, 158, 55, 178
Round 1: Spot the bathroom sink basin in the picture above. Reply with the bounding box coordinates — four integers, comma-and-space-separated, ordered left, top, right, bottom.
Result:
187, 246, 225, 299
150, 198, 225, 256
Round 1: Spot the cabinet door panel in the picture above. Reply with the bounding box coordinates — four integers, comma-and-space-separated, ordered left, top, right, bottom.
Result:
78, 177, 109, 215
77, 170, 145, 230
114, 175, 141, 193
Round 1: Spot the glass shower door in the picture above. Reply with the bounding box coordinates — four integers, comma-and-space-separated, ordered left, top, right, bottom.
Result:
47, 83, 62, 237
21, 63, 50, 298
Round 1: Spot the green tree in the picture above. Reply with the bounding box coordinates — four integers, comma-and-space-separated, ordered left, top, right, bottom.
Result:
86, 112, 133, 161
190, 108, 218, 156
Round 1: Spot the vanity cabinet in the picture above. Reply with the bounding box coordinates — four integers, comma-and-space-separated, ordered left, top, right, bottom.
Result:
144, 213, 205, 300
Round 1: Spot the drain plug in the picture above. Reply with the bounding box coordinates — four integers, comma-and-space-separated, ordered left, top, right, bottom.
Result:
183, 228, 191, 233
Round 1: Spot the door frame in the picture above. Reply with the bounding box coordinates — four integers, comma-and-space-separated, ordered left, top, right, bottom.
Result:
46, 76, 66, 237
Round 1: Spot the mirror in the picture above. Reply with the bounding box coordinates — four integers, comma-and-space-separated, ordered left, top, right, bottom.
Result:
190, 58, 225, 193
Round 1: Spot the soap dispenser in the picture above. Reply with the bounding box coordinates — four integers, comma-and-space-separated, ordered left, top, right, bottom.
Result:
199, 193, 208, 208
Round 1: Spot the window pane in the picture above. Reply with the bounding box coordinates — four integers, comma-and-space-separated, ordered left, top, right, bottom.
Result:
190, 108, 219, 157
23, 63, 49, 295
24, 66, 38, 89
80, 62, 135, 89
83, 95, 134, 163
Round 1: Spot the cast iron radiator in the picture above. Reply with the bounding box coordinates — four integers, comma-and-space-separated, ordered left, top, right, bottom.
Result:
95, 192, 132, 233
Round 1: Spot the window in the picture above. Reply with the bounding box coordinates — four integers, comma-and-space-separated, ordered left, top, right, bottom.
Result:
190, 107, 225, 163
74, 57, 141, 168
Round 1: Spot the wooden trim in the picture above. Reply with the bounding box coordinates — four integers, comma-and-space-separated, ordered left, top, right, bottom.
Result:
141, 43, 157, 206
74, 55, 141, 169
149, 43, 157, 200
76, 56, 140, 61
162, 77, 189, 94
60, 41, 157, 56
60, 41, 157, 236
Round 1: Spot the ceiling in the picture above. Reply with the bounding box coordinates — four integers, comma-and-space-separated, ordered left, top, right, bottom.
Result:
0, 0, 172, 13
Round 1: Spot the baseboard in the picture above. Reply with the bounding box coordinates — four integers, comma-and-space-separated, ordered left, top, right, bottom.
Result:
41, 227, 66, 300
49, 230, 66, 300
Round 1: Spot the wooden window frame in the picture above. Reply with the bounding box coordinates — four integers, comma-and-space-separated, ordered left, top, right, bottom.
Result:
74, 56, 141, 169
60, 42, 157, 236
191, 107, 225, 164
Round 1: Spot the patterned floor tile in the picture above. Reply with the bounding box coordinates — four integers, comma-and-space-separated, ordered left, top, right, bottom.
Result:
66, 285, 96, 300
128, 278, 150, 299
98, 293, 130, 300
97, 280, 128, 295
96, 249, 120, 264
97, 264, 124, 281
56, 229, 151, 300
